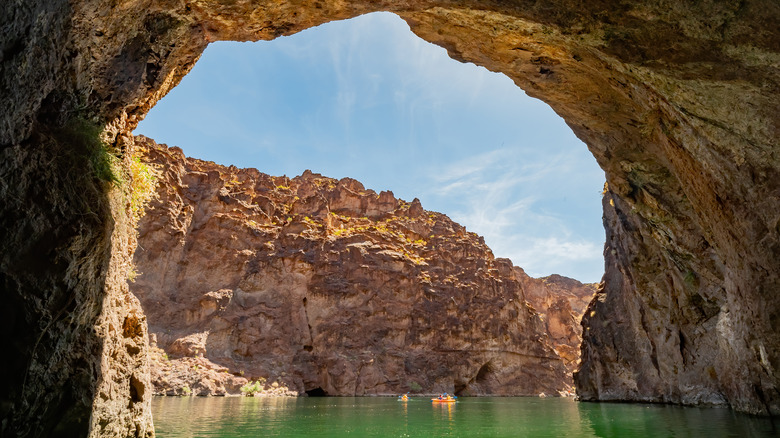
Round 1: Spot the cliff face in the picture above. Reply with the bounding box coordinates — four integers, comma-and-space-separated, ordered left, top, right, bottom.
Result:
518, 271, 597, 376
2, 0, 779, 434
132, 136, 573, 397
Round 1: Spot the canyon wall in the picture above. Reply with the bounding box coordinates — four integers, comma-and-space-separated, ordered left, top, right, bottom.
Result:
132, 136, 573, 397
519, 272, 597, 375
1, 0, 778, 435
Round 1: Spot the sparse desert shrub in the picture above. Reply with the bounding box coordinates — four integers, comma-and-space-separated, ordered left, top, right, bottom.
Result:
128, 154, 159, 223
127, 266, 141, 283
55, 116, 121, 186
240, 378, 267, 395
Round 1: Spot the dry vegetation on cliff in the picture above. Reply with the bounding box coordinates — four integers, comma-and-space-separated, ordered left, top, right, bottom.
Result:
130, 136, 593, 398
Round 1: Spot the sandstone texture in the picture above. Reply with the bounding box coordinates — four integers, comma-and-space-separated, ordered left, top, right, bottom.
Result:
2, 0, 779, 435
132, 136, 573, 397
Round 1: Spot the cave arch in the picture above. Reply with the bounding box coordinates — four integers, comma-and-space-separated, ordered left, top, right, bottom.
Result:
135, 12, 606, 283
2, 0, 779, 435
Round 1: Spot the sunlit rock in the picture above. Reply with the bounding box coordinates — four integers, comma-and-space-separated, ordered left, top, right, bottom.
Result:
131, 136, 581, 397
1, 0, 778, 434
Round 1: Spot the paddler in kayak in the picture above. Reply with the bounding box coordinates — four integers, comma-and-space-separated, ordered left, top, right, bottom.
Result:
432, 393, 457, 402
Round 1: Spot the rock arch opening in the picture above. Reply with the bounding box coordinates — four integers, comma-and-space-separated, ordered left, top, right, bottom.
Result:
135, 12, 606, 283
2, 1, 779, 435
129, 11, 604, 400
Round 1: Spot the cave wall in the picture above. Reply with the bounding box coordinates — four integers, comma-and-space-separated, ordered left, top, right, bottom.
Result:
0, 1, 179, 436
1, 0, 778, 435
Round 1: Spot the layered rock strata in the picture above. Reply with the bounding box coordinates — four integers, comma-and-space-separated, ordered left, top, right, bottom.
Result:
132, 136, 574, 397
2, 0, 779, 434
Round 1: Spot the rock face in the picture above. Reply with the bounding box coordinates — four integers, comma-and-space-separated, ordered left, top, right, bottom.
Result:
2, 0, 779, 434
518, 271, 597, 376
132, 136, 572, 397
0, 129, 154, 437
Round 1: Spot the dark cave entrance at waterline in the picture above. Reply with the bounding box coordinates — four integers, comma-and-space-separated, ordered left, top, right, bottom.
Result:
454, 361, 494, 396
305, 387, 328, 397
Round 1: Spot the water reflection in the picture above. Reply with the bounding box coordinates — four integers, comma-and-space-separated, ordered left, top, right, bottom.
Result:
577, 401, 778, 438
152, 397, 778, 437
430, 401, 455, 435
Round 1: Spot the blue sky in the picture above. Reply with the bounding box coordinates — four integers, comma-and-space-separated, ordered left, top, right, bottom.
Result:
135, 12, 606, 283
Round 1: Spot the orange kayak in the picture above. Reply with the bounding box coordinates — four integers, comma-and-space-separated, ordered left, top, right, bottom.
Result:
431, 398, 457, 403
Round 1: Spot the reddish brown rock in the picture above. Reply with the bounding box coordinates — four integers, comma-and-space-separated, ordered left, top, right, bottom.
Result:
132, 136, 573, 397
146, 335, 298, 397
518, 270, 598, 376
2, 0, 779, 434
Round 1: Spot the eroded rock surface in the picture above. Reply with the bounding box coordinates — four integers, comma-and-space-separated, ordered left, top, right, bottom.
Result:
519, 271, 597, 376
2, 0, 779, 434
0, 122, 154, 436
132, 136, 575, 397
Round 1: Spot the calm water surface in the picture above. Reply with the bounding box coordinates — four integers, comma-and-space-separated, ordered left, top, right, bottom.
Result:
153, 396, 777, 437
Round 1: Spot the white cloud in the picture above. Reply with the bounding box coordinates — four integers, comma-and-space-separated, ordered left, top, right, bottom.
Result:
497, 236, 604, 280
414, 145, 604, 283
137, 11, 606, 283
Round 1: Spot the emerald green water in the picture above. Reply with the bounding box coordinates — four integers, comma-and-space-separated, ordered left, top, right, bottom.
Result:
153, 396, 777, 437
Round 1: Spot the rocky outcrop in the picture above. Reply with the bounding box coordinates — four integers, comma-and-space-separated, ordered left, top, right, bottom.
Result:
0, 121, 154, 435
518, 271, 597, 376
132, 136, 572, 397
2, 0, 779, 434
